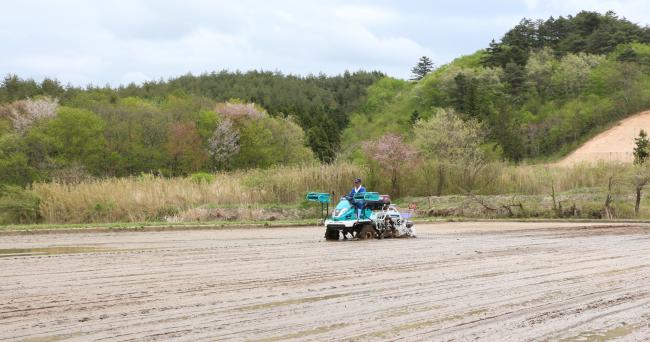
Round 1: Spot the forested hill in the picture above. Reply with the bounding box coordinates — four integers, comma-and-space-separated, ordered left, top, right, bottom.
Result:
0, 70, 383, 163
343, 11, 650, 161
121, 70, 384, 162
482, 10, 650, 67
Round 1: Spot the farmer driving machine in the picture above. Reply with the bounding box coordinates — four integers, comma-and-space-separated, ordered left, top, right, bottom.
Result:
306, 191, 416, 240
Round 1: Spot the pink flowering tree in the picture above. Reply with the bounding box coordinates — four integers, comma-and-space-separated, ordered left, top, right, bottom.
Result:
363, 134, 417, 196
214, 102, 265, 122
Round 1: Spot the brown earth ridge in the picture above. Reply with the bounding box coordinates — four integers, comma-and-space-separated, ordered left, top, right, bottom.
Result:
560, 110, 650, 166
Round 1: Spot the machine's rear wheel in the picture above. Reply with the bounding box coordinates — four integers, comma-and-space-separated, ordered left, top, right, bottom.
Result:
325, 228, 340, 241
358, 224, 375, 240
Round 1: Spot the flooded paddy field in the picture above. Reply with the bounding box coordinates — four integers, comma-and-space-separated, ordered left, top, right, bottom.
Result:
1, 222, 650, 341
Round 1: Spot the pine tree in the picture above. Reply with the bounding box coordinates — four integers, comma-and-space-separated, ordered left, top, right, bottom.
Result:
633, 129, 650, 165
410, 56, 434, 81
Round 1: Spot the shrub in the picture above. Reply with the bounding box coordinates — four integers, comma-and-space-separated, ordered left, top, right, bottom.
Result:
190, 172, 215, 184
0, 185, 41, 224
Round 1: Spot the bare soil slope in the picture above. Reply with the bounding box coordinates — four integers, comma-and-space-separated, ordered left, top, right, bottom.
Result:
1, 222, 650, 341
559, 110, 650, 166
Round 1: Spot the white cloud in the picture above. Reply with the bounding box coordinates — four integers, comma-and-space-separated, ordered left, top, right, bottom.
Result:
522, 0, 650, 24
523, 0, 540, 11
332, 4, 398, 25
0, 0, 433, 84
120, 72, 151, 85
0, 0, 648, 86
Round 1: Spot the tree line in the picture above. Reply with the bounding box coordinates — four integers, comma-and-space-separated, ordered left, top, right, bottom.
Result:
0, 95, 324, 186
0, 70, 384, 165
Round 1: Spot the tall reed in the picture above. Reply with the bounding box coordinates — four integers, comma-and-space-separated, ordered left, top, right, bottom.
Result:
34, 162, 363, 223
32, 161, 630, 224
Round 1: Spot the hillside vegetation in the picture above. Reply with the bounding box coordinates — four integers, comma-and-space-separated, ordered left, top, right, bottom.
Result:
0, 71, 383, 186
344, 11, 650, 161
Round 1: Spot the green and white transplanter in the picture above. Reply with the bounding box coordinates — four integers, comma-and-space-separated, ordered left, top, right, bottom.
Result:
306, 191, 416, 241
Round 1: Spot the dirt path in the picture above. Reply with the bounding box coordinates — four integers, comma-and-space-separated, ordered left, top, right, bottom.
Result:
2, 222, 650, 341
559, 110, 650, 166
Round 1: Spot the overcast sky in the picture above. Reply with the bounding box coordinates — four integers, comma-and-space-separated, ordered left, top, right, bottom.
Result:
1, 0, 649, 86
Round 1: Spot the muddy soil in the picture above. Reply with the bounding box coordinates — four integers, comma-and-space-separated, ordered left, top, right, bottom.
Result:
2, 222, 650, 341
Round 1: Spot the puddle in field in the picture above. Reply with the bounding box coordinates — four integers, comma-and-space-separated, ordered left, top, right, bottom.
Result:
0, 246, 114, 258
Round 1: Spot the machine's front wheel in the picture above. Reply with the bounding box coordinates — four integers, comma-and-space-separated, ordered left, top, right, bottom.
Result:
324, 228, 340, 241
358, 224, 375, 240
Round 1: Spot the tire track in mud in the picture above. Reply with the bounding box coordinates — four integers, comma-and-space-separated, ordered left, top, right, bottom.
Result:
1, 222, 650, 341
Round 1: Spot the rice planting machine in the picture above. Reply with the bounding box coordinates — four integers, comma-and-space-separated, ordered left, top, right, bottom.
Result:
306, 191, 416, 240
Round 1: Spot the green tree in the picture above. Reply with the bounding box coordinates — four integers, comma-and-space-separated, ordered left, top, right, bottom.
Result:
633, 129, 650, 165
340, 77, 413, 160
452, 73, 478, 117
231, 115, 313, 169
165, 122, 207, 175
411, 56, 434, 81
413, 108, 486, 195
94, 97, 168, 176
265, 116, 314, 165
630, 133, 650, 216
307, 126, 333, 162
231, 119, 274, 169
38, 107, 107, 174
196, 109, 219, 141
551, 53, 604, 98
482, 11, 650, 68
502, 62, 527, 102
0, 75, 41, 102
0, 133, 39, 186
525, 48, 556, 99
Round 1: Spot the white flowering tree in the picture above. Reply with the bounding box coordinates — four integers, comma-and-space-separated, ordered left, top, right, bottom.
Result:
208, 119, 240, 169
6, 97, 58, 133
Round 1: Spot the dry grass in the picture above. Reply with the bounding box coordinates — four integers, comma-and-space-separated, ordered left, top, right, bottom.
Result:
30, 161, 634, 224
487, 162, 623, 195
33, 163, 362, 223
